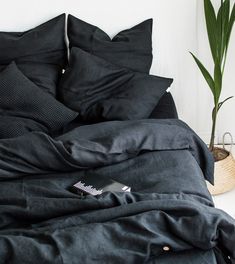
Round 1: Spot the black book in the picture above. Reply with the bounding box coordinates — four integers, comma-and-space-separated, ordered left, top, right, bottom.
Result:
72, 175, 131, 196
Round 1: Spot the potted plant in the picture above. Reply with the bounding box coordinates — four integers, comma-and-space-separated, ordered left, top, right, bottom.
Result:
191, 0, 235, 195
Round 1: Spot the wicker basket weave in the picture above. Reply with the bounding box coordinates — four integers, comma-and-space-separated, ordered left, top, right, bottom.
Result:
207, 132, 235, 196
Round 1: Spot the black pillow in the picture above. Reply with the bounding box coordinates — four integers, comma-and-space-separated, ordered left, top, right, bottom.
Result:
67, 15, 153, 73
59, 47, 173, 122
0, 14, 67, 96
149, 92, 178, 119
0, 62, 78, 139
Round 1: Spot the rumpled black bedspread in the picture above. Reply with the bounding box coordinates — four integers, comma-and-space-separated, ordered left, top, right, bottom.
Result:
0, 119, 213, 182
0, 119, 234, 263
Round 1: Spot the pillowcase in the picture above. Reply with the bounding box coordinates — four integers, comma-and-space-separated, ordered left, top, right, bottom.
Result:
59, 47, 173, 122
67, 15, 153, 73
0, 14, 67, 96
0, 62, 78, 139
149, 92, 178, 119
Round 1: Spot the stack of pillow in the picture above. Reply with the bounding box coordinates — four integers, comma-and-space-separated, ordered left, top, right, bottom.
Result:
0, 14, 173, 138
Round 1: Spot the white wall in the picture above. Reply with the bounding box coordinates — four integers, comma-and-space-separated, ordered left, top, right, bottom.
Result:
0, 0, 234, 143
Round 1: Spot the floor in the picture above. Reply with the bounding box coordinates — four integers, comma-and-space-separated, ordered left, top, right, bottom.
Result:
212, 147, 235, 219
213, 189, 235, 218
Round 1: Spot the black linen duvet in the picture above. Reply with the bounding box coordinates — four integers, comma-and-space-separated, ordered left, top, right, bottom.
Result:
0, 14, 235, 264
0, 119, 235, 264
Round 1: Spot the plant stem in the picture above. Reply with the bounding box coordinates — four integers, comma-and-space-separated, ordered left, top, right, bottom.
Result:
209, 105, 218, 151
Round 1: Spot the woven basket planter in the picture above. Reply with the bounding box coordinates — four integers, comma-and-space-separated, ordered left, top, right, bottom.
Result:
207, 133, 235, 196
207, 152, 235, 195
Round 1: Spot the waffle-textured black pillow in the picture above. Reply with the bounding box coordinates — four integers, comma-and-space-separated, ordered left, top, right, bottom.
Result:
0, 14, 67, 96
59, 48, 173, 122
67, 15, 153, 73
0, 62, 78, 139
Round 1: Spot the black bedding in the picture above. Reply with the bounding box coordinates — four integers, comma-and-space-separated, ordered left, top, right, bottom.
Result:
150, 92, 178, 119
59, 47, 173, 121
0, 14, 66, 96
0, 119, 235, 264
67, 15, 153, 73
1, 15, 235, 264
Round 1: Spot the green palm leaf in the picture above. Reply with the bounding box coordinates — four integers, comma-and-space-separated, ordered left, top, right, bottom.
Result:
218, 96, 234, 111
214, 62, 222, 103
190, 52, 215, 94
226, 3, 235, 49
223, 3, 235, 72
191, 0, 235, 150
217, 0, 230, 63
204, 0, 219, 63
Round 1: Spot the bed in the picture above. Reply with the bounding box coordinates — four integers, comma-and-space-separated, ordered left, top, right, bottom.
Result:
0, 14, 234, 264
